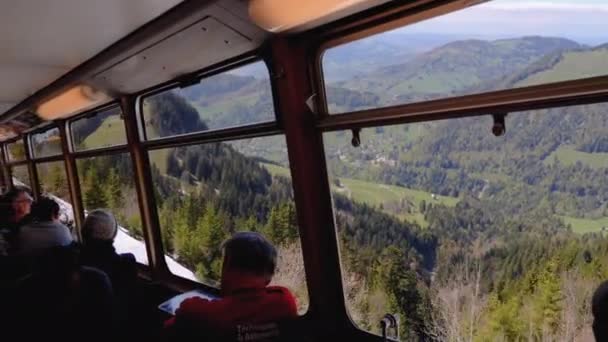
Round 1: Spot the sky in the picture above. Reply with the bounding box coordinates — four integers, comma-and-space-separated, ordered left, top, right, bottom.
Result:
396, 0, 608, 45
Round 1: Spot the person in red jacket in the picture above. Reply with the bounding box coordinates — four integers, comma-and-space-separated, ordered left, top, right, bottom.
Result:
165, 232, 297, 338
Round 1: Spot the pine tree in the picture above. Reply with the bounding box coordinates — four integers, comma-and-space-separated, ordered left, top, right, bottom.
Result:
105, 168, 124, 211
264, 205, 284, 245
236, 215, 259, 232
84, 168, 108, 209
533, 258, 563, 337
197, 204, 227, 280
50, 165, 66, 197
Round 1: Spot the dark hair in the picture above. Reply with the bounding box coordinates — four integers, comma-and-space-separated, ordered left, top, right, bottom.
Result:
223, 232, 277, 276
2, 187, 32, 218
4, 187, 31, 204
32, 197, 60, 222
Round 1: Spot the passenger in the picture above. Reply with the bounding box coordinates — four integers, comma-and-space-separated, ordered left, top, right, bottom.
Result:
0, 187, 33, 252
6, 244, 116, 340
80, 210, 137, 311
17, 197, 73, 256
592, 280, 608, 341
165, 232, 297, 337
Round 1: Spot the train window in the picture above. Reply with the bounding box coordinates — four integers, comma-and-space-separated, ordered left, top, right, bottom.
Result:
6, 140, 26, 162
71, 106, 127, 151
322, 0, 608, 114
36, 161, 74, 227
149, 135, 308, 313
324, 102, 608, 340
76, 153, 148, 264
141, 61, 275, 139
31, 127, 62, 158
10, 164, 30, 189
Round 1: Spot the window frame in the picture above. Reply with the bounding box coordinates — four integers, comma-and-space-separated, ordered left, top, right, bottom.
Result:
73, 150, 151, 265
9, 162, 32, 190
29, 124, 63, 160
67, 102, 128, 154
126, 51, 311, 300
144, 133, 308, 298
3, 136, 33, 191
304, 0, 608, 337
138, 57, 280, 143
4, 136, 28, 164
310, 0, 608, 129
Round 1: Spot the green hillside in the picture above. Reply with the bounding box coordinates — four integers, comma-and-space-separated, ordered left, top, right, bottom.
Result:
560, 215, 608, 234
544, 146, 608, 169
81, 115, 126, 150
262, 162, 457, 227
517, 46, 608, 87
332, 37, 581, 108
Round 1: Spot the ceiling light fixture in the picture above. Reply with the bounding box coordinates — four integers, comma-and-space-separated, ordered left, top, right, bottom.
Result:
36, 85, 110, 121
249, 0, 371, 32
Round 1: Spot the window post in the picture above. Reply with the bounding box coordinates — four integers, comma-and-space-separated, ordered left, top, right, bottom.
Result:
270, 38, 352, 330
121, 95, 168, 276
23, 136, 40, 199
58, 121, 85, 236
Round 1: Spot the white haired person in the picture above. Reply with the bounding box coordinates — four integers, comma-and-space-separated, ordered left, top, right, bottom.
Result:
80, 209, 138, 333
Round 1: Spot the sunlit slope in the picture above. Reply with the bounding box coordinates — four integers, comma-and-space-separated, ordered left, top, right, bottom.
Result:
262, 162, 457, 227
81, 115, 125, 149
334, 37, 581, 105
516, 45, 608, 87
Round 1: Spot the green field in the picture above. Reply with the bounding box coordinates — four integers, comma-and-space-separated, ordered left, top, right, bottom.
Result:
518, 48, 608, 87
544, 146, 608, 169
262, 162, 458, 227
262, 163, 291, 178
559, 215, 608, 234
337, 177, 458, 207
81, 115, 127, 150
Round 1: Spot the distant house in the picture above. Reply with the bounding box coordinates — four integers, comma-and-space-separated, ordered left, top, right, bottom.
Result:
431, 193, 437, 200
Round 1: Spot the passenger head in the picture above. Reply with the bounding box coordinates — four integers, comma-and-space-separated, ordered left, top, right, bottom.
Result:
592, 281, 608, 341
81, 210, 118, 245
31, 197, 61, 222
5, 187, 33, 222
221, 232, 277, 287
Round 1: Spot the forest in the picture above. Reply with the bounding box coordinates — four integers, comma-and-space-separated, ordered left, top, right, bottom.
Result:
31, 35, 608, 341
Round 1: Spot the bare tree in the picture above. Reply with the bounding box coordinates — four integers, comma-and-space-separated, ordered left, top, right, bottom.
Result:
427, 258, 486, 342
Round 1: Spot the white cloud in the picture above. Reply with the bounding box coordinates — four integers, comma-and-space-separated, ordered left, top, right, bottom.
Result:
398, 0, 608, 43
482, 1, 608, 12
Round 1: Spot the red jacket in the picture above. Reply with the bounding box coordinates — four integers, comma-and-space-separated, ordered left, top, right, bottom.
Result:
165, 273, 298, 332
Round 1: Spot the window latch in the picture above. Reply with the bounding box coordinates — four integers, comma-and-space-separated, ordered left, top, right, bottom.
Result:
351, 128, 361, 147
380, 313, 399, 341
492, 113, 507, 136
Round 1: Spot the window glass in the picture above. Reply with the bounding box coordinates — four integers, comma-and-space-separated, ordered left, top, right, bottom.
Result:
76, 153, 148, 264
71, 106, 127, 151
10, 165, 30, 189
36, 161, 74, 228
142, 61, 275, 139
324, 103, 608, 340
323, 0, 608, 113
149, 135, 308, 313
31, 127, 62, 158
7, 140, 26, 162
